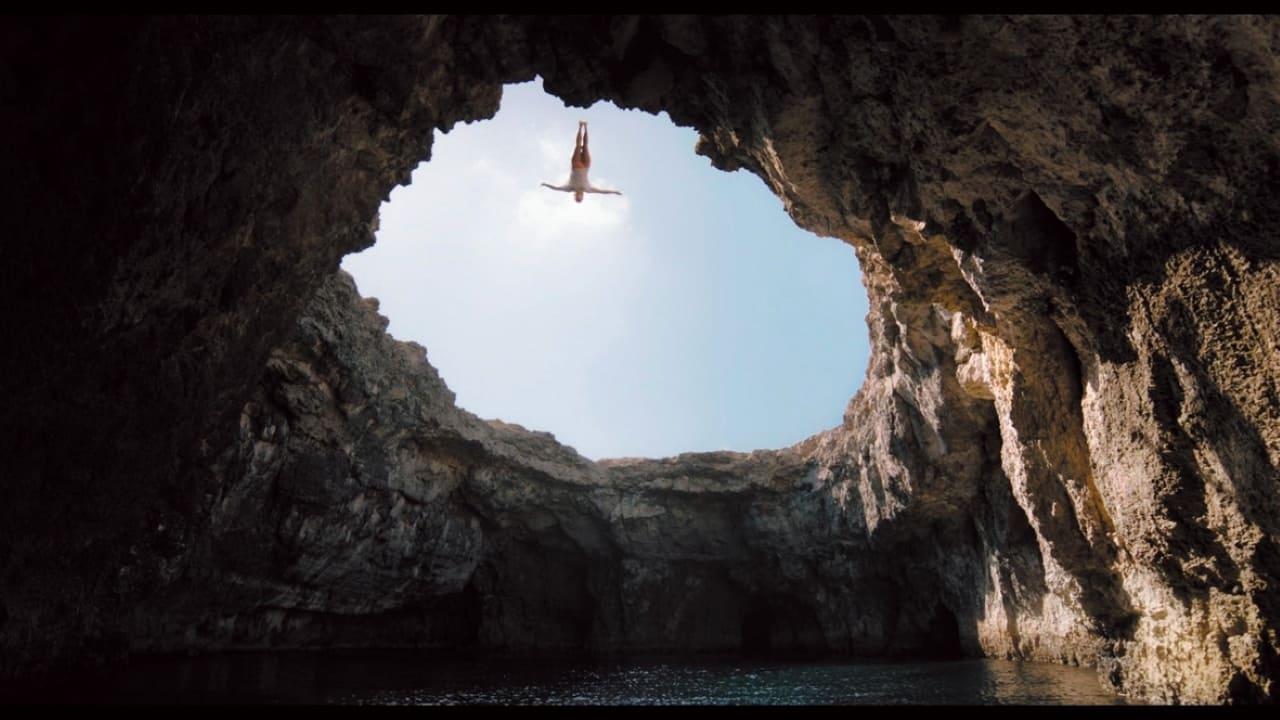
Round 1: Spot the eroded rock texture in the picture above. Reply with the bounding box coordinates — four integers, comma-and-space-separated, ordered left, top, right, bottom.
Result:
1, 15, 1277, 704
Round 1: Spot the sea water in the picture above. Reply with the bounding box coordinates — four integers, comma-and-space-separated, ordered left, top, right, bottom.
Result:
6, 652, 1132, 705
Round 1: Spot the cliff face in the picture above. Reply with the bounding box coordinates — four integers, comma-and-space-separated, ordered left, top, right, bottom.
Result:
1, 16, 1277, 704
166, 272, 971, 660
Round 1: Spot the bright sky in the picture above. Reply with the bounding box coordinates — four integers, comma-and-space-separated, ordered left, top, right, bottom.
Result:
341, 78, 869, 460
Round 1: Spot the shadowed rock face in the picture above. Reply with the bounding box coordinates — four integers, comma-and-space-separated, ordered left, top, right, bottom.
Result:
1, 15, 1277, 704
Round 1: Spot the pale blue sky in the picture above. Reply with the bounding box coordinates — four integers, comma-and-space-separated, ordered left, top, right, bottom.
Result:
341, 78, 868, 460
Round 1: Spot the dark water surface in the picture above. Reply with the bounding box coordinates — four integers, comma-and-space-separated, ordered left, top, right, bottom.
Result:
7, 651, 1131, 705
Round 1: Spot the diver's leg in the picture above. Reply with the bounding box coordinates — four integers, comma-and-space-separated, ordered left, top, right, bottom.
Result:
572, 123, 586, 169
580, 123, 591, 169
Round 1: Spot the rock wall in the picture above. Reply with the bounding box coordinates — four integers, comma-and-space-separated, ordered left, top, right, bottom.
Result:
171, 272, 980, 661
1, 15, 1277, 704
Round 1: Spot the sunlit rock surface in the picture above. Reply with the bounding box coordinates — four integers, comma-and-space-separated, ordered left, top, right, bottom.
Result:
1, 15, 1277, 704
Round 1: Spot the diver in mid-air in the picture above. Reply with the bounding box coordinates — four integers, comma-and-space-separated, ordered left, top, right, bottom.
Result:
541, 121, 623, 203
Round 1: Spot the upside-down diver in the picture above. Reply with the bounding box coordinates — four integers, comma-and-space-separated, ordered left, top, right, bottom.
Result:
540, 121, 623, 202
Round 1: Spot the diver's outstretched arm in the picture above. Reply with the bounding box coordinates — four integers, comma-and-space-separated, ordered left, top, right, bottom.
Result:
541, 182, 572, 192
584, 186, 622, 195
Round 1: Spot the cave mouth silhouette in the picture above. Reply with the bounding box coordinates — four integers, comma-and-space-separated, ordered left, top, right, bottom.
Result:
341, 78, 871, 461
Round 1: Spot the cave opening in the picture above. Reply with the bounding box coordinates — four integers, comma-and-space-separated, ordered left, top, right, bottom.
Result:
741, 606, 775, 656
924, 603, 964, 660
341, 77, 870, 461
